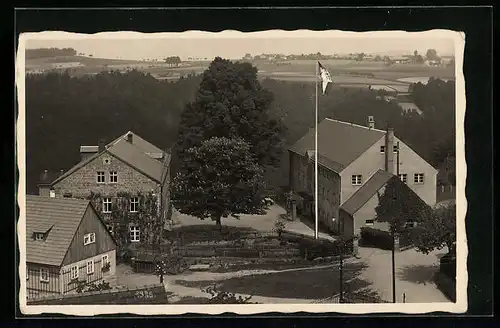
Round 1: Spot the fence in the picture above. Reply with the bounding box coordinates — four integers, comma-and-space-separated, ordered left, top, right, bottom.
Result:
60, 259, 105, 294
27, 260, 106, 300
27, 284, 168, 305
315, 293, 391, 304
27, 266, 61, 300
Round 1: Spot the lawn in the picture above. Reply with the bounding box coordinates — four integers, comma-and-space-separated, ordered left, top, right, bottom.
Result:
174, 262, 374, 300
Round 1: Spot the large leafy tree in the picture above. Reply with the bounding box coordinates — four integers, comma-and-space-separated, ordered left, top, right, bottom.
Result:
375, 176, 432, 233
412, 203, 456, 254
175, 57, 285, 169
172, 137, 266, 229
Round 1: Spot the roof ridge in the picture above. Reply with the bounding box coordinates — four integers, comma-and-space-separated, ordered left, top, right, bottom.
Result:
324, 118, 386, 133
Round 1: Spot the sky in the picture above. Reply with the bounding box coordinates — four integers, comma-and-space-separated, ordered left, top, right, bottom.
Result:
25, 31, 456, 61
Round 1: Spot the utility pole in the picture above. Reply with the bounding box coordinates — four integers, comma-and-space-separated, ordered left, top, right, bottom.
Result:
392, 141, 400, 303
339, 215, 344, 303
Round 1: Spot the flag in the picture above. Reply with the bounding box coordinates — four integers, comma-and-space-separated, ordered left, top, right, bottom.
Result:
318, 61, 333, 94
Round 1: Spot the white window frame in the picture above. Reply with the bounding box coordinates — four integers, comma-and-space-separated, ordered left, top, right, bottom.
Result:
86, 260, 95, 274
129, 225, 140, 243
130, 197, 139, 213
49, 189, 56, 198
109, 171, 118, 183
96, 171, 106, 183
380, 145, 385, 154
40, 268, 49, 282
70, 265, 79, 280
365, 219, 374, 226
34, 232, 45, 241
393, 145, 399, 153
102, 254, 109, 267
399, 174, 408, 184
84, 232, 96, 245
351, 174, 363, 186
102, 197, 112, 213
414, 173, 425, 184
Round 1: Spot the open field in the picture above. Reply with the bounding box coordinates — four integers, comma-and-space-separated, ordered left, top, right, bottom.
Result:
26, 56, 454, 94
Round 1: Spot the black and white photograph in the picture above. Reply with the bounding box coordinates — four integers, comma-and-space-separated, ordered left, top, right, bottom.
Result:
16, 28, 466, 315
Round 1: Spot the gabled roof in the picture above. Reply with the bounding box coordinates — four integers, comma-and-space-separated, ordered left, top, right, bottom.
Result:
51, 131, 170, 186
340, 170, 394, 216
107, 138, 165, 183
108, 131, 164, 155
289, 119, 385, 173
26, 195, 91, 266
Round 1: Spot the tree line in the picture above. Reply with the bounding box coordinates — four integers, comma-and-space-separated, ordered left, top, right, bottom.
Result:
24, 64, 455, 195
26, 47, 78, 59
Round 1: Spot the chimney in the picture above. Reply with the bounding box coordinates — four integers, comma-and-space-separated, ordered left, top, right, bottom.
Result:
98, 139, 106, 152
38, 170, 50, 197
385, 127, 395, 174
80, 145, 99, 162
367, 116, 375, 129
126, 133, 133, 143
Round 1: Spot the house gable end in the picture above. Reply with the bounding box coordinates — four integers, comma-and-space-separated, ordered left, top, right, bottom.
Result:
61, 205, 117, 266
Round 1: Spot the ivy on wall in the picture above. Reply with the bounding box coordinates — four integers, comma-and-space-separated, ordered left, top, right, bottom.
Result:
87, 191, 165, 250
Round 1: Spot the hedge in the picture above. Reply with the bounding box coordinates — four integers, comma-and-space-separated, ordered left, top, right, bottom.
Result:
439, 252, 456, 280
359, 227, 413, 250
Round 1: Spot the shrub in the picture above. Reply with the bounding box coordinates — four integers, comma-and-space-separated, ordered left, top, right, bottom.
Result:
273, 219, 286, 237
439, 252, 456, 280
359, 227, 393, 250
359, 227, 413, 250
203, 284, 256, 304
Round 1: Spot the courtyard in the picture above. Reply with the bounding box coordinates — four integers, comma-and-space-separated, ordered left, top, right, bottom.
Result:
108, 204, 451, 304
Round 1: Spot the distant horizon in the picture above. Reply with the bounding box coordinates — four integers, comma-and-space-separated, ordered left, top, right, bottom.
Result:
25, 35, 455, 61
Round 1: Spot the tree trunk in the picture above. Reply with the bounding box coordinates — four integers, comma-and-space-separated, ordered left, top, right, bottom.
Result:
215, 216, 222, 232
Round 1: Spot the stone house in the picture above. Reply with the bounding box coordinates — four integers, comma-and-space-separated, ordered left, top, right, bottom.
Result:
288, 117, 437, 236
38, 131, 171, 245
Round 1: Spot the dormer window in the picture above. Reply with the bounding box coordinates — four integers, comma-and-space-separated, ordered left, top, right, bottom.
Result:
34, 232, 45, 241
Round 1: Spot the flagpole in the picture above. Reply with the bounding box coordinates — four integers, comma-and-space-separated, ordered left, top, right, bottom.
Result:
315, 61, 319, 240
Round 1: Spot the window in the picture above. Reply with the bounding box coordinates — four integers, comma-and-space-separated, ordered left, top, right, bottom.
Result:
97, 171, 105, 183
86, 260, 94, 274
414, 173, 425, 184
40, 268, 49, 282
102, 198, 112, 213
70, 265, 79, 280
129, 225, 140, 242
393, 145, 399, 153
365, 219, 374, 226
399, 174, 407, 184
102, 254, 109, 267
351, 174, 362, 185
34, 232, 45, 241
49, 189, 56, 198
109, 171, 118, 183
380, 145, 385, 153
84, 232, 95, 245
106, 224, 113, 234
130, 197, 139, 213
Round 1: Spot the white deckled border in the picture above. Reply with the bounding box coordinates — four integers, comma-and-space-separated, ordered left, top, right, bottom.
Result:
16, 29, 467, 316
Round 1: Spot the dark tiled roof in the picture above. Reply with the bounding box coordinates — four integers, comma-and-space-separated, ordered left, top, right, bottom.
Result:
107, 138, 166, 183
340, 169, 394, 216
108, 131, 164, 156
26, 195, 90, 266
289, 119, 385, 172
52, 132, 170, 186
